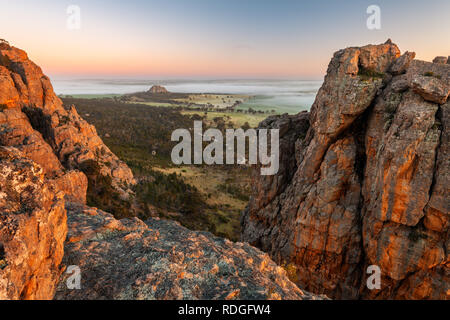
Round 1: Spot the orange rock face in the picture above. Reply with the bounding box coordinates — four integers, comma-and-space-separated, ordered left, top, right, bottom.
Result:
0, 42, 134, 202
0, 147, 67, 299
242, 41, 449, 299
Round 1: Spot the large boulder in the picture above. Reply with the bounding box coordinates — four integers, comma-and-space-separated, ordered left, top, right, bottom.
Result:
390, 51, 416, 75
410, 75, 449, 104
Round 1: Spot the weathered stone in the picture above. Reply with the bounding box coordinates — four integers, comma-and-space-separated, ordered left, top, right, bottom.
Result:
406, 59, 450, 86
410, 75, 449, 104
390, 51, 416, 75
298, 42, 399, 185
246, 112, 309, 212
364, 90, 439, 226
52, 171, 88, 204
390, 74, 410, 92
433, 56, 448, 64
0, 108, 63, 176
358, 42, 401, 73
424, 101, 449, 233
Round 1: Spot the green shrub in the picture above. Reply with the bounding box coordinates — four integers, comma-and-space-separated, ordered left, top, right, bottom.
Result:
358, 66, 384, 80
424, 71, 442, 79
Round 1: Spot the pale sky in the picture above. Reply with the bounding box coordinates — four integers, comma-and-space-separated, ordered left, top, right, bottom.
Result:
1, 0, 449, 78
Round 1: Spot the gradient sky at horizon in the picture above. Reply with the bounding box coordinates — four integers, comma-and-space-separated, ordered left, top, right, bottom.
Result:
1, 0, 449, 79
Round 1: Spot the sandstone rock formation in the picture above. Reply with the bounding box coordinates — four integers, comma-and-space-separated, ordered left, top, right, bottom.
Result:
410, 75, 449, 104
55, 202, 322, 300
242, 41, 449, 299
148, 85, 169, 94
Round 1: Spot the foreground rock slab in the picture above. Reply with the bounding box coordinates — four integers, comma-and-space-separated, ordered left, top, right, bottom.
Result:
55, 202, 322, 300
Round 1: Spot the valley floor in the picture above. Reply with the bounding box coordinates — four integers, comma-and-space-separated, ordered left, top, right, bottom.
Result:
63, 96, 259, 241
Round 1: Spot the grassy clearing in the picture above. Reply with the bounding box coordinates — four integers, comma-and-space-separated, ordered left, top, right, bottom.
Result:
174, 93, 251, 109
59, 94, 122, 99
181, 110, 267, 128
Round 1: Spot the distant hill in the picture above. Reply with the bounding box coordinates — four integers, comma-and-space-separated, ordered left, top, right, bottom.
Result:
148, 85, 169, 94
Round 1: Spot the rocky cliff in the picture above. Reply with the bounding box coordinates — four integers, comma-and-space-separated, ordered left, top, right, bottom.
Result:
242, 40, 449, 299
0, 40, 134, 299
0, 147, 66, 299
0, 41, 319, 300
0, 41, 134, 201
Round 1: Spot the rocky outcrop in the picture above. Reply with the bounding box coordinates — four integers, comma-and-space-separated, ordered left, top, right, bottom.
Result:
433, 56, 448, 65
0, 147, 67, 299
55, 202, 322, 300
242, 41, 449, 299
0, 42, 134, 200
148, 85, 169, 94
